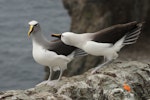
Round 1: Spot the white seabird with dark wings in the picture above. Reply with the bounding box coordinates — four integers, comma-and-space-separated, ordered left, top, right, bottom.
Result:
52, 21, 143, 74
27, 20, 86, 85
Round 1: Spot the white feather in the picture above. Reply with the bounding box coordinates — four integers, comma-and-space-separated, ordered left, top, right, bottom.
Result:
32, 40, 69, 71
112, 36, 126, 52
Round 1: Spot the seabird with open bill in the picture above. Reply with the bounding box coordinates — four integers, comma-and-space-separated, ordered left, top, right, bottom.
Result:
52, 21, 143, 74
27, 20, 86, 85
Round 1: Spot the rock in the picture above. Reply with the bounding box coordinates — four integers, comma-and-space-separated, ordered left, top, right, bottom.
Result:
62, 0, 150, 77
0, 61, 150, 100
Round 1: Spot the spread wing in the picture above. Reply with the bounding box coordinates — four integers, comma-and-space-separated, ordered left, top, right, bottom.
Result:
74, 49, 88, 57
91, 21, 142, 44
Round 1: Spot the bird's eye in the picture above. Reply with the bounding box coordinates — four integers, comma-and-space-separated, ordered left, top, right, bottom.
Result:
35, 24, 38, 26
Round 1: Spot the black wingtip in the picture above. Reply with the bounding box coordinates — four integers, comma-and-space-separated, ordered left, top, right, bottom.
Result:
126, 21, 144, 27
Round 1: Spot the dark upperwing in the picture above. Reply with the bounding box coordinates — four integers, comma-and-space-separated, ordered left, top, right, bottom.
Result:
91, 21, 142, 44
48, 39, 76, 56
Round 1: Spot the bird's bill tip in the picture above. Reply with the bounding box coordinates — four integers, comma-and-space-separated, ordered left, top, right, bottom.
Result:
28, 25, 34, 37
51, 34, 61, 38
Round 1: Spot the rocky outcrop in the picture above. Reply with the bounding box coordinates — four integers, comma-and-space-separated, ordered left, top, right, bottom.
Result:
1, 61, 150, 100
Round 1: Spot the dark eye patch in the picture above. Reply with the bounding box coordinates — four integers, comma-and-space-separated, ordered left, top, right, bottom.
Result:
34, 24, 38, 26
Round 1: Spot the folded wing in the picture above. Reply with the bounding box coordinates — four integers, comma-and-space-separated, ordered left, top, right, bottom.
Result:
48, 39, 87, 57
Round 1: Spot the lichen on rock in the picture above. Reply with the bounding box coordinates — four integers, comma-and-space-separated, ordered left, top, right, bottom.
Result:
0, 61, 150, 100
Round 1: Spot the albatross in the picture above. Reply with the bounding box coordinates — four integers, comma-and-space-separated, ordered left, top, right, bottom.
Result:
52, 21, 143, 74
27, 20, 86, 85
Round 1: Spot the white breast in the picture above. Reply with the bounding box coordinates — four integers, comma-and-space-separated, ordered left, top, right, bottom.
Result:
32, 43, 71, 70
32, 44, 57, 66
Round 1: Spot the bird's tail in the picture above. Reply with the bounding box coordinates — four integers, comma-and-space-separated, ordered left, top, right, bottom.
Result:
113, 22, 143, 52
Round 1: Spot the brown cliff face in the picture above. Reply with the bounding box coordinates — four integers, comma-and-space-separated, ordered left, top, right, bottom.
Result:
62, 0, 150, 76
63, 0, 150, 35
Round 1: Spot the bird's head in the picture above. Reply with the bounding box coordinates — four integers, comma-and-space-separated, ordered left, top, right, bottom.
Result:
28, 20, 41, 37
51, 32, 74, 45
